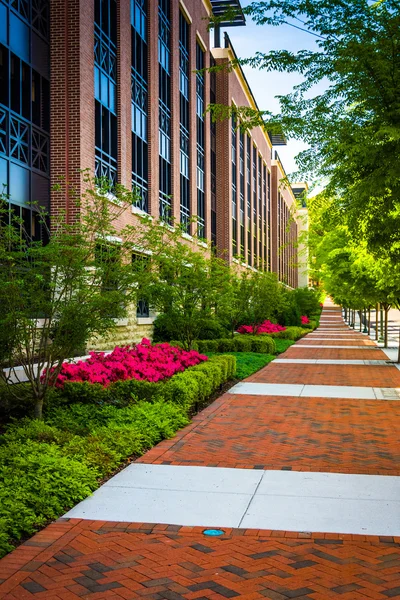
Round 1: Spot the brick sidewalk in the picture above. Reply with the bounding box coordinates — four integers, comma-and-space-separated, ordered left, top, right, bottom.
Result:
1, 306, 400, 599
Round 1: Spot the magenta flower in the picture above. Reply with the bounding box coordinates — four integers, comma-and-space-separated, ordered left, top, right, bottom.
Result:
237, 320, 286, 335
44, 340, 208, 388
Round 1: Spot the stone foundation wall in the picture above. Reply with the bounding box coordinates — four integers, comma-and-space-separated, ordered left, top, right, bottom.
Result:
88, 304, 155, 352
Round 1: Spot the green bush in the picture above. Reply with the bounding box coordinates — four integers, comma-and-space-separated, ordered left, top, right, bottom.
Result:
268, 327, 308, 341
218, 338, 236, 352
57, 355, 234, 411
196, 339, 219, 353
247, 336, 275, 354
292, 287, 322, 318
0, 400, 190, 558
233, 336, 253, 352
273, 339, 295, 354
195, 336, 275, 355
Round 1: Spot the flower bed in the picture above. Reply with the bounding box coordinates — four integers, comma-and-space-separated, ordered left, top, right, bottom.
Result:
237, 320, 286, 335
47, 339, 208, 387
300, 315, 310, 325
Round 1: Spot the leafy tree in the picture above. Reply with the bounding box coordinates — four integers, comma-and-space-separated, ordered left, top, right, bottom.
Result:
0, 177, 140, 418
210, 0, 400, 257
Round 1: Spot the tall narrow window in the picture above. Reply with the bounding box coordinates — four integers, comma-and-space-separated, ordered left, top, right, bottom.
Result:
231, 116, 237, 256
258, 155, 262, 267
263, 163, 267, 270
252, 145, 257, 266
179, 12, 190, 231
239, 130, 245, 257
267, 170, 271, 270
94, 0, 117, 188
196, 43, 205, 239
131, 0, 148, 212
158, 0, 171, 223
246, 135, 251, 265
210, 56, 217, 247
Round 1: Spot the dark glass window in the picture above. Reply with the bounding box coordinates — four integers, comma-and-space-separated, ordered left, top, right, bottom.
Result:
179, 12, 190, 231
94, 0, 117, 188
231, 116, 237, 256
210, 56, 216, 247
196, 42, 205, 239
267, 170, 271, 270
239, 130, 244, 257
246, 135, 251, 264
158, 0, 171, 222
131, 0, 148, 212
0, 3, 49, 235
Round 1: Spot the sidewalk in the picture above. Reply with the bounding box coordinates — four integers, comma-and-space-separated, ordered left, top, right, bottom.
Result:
1, 300, 400, 599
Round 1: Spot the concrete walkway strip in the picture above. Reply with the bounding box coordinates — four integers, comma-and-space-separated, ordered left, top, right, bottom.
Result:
229, 381, 400, 400
63, 465, 400, 536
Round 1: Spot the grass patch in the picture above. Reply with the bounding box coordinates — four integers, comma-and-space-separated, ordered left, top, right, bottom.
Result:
207, 352, 275, 380
274, 339, 295, 354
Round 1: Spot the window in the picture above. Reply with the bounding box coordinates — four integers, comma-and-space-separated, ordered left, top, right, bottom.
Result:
131, 0, 148, 211
179, 12, 190, 231
239, 130, 244, 257
231, 116, 237, 256
95, 242, 121, 317
158, 0, 171, 223
196, 42, 205, 239
0, 2, 49, 235
210, 56, 217, 247
95, 0, 117, 188
132, 251, 150, 317
246, 135, 251, 265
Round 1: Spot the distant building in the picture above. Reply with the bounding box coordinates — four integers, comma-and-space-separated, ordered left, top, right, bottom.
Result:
291, 182, 309, 288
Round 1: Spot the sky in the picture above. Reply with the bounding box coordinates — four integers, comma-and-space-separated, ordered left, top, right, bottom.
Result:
216, 2, 320, 182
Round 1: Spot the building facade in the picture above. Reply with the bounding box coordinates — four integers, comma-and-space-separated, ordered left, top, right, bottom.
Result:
1, 0, 302, 344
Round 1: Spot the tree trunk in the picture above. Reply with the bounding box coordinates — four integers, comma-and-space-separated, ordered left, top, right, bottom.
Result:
384, 307, 389, 348
34, 397, 43, 420
375, 304, 378, 341
359, 310, 362, 332
397, 327, 400, 364
368, 308, 371, 336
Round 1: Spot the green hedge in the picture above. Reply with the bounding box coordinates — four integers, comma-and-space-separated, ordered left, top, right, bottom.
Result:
58, 354, 236, 411
263, 326, 309, 341
0, 400, 189, 558
171, 336, 276, 355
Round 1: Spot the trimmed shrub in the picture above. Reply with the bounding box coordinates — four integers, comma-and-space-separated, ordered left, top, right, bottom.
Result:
233, 336, 253, 352
270, 326, 308, 340
218, 338, 236, 352
195, 336, 275, 355
57, 355, 234, 411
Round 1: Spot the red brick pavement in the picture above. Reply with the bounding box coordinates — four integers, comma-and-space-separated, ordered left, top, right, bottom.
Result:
282, 348, 388, 360
2, 307, 400, 599
2, 520, 400, 600
247, 364, 400, 387
137, 394, 400, 474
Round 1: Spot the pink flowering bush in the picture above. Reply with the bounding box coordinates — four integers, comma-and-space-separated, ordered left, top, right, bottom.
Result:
46, 339, 208, 388
300, 315, 310, 325
237, 320, 286, 335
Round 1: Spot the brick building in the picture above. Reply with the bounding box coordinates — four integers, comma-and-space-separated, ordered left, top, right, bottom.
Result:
1, 0, 302, 342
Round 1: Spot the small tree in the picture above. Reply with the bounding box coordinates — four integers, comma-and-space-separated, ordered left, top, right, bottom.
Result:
240, 271, 281, 333
0, 177, 139, 418
136, 220, 223, 350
